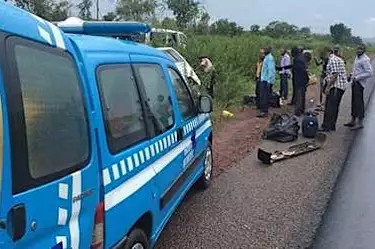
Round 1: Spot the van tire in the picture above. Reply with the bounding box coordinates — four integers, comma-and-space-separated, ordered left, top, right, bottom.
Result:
123, 228, 150, 249
197, 143, 213, 190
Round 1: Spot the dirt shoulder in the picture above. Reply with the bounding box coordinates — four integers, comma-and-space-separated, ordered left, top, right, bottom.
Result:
155, 61, 375, 249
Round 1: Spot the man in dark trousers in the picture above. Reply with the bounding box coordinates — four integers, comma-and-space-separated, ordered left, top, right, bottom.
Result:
292, 48, 309, 116
344, 45, 373, 130
257, 46, 275, 118
254, 49, 265, 113
320, 47, 348, 132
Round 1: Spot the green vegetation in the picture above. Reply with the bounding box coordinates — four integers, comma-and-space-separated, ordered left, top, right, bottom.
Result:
14, 0, 366, 113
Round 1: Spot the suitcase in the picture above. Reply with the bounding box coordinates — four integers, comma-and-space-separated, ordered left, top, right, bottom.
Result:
302, 111, 319, 138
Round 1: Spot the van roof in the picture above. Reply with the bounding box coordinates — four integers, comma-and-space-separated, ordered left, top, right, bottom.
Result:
57, 18, 151, 35
0, 2, 68, 49
0, 3, 170, 61
67, 34, 170, 59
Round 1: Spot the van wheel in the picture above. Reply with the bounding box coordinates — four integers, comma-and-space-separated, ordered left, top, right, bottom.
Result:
197, 143, 213, 189
123, 228, 150, 249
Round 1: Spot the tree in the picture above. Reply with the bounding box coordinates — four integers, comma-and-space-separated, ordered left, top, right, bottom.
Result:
330, 23, 352, 44
263, 21, 298, 38
210, 19, 244, 36
116, 0, 157, 21
51, 0, 71, 21
14, 0, 54, 20
194, 10, 210, 34
250, 24, 260, 34
77, 0, 93, 20
300, 27, 311, 34
160, 17, 179, 30
166, 0, 200, 29
103, 12, 117, 21
351, 36, 364, 46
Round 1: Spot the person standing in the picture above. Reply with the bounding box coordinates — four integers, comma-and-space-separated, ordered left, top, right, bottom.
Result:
257, 46, 275, 118
320, 47, 348, 132
199, 56, 216, 98
314, 47, 331, 108
293, 48, 309, 116
344, 45, 373, 130
279, 48, 291, 100
254, 49, 265, 112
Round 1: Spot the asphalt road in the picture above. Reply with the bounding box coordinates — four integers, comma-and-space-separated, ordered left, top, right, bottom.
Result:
156, 61, 375, 249
313, 80, 375, 247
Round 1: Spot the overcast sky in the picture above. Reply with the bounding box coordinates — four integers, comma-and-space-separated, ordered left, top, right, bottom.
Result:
96, 0, 375, 37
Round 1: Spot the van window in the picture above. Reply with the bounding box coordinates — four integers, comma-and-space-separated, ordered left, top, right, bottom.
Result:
6, 37, 90, 193
134, 64, 174, 135
168, 68, 196, 120
97, 64, 147, 153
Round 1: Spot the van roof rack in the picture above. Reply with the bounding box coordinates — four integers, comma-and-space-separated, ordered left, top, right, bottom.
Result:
56, 17, 151, 36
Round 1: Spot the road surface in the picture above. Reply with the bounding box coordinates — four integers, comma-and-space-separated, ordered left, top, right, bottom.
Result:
313, 78, 375, 248
156, 61, 375, 249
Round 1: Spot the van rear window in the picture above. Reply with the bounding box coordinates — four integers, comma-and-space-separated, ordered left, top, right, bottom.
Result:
6, 37, 90, 193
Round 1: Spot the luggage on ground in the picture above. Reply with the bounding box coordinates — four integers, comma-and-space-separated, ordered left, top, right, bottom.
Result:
302, 111, 319, 138
263, 113, 300, 142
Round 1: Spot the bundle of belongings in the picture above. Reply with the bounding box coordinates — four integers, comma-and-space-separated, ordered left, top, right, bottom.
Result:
243, 92, 280, 108
263, 113, 300, 142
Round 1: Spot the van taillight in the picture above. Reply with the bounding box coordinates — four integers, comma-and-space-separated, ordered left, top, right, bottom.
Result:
91, 202, 104, 249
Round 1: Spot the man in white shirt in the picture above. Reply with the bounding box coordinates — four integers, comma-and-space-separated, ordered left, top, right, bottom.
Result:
344, 45, 373, 130
279, 48, 291, 100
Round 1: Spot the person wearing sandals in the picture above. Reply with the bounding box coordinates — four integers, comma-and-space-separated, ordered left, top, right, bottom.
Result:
344, 45, 373, 130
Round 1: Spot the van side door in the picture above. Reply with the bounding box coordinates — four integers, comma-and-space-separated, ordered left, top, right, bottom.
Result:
165, 65, 211, 186
0, 32, 99, 249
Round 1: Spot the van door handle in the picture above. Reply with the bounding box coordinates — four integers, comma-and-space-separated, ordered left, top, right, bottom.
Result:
177, 127, 184, 142
7, 204, 26, 242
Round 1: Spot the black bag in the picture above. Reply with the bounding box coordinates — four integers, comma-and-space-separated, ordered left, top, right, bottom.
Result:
302, 111, 319, 138
243, 95, 256, 106
269, 92, 280, 108
263, 113, 300, 142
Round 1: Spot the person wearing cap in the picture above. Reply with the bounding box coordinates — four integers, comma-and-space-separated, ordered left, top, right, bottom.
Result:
279, 48, 291, 100
320, 46, 348, 132
199, 56, 216, 98
344, 45, 373, 130
257, 46, 275, 117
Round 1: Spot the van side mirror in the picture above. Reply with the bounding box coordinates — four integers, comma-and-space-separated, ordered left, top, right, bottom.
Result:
7, 204, 26, 242
198, 95, 213, 113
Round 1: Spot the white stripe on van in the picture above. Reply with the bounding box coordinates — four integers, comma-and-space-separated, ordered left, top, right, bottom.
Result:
58, 208, 68, 226
69, 171, 82, 249
104, 120, 212, 211
59, 183, 69, 200
112, 164, 120, 180
120, 160, 127, 176
47, 22, 66, 50
102, 168, 111, 187
56, 236, 67, 249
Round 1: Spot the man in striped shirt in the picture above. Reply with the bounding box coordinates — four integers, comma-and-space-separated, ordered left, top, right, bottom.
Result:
320, 47, 348, 132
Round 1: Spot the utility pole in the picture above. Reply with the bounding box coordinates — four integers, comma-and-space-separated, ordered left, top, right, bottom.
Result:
96, 0, 99, 20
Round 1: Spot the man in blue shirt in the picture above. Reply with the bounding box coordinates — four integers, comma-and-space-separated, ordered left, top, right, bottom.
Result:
257, 46, 276, 117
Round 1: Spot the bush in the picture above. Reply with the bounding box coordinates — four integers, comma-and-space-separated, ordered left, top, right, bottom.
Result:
178, 34, 356, 109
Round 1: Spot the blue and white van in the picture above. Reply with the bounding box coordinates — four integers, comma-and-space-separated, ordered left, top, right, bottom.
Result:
0, 3, 213, 249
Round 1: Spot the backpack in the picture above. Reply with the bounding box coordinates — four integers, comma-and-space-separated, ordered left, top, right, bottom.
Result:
269, 92, 281, 108
263, 113, 300, 142
302, 111, 319, 138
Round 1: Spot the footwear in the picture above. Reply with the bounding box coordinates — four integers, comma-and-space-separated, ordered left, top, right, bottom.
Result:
350, 120, 364, 130
344, 118, 356, 127
318, 127, 330, 132
256, 112, 268, 118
